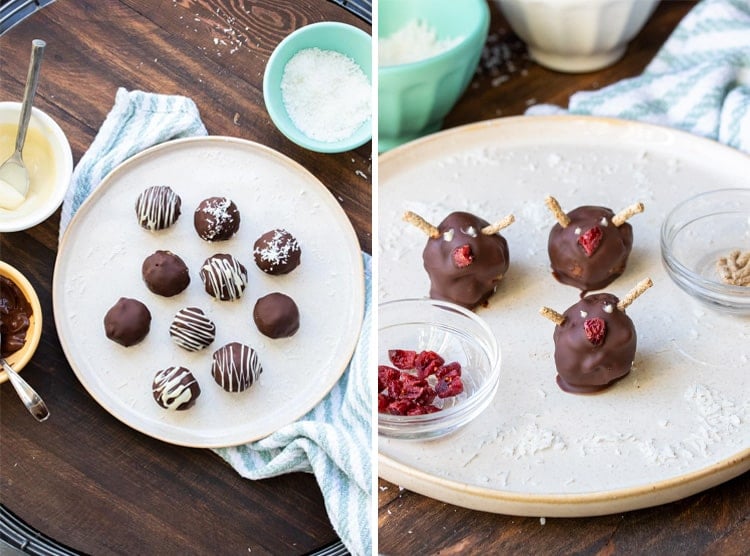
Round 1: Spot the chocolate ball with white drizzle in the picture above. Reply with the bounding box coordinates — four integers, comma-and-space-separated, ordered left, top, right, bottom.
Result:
135, 185, 181, 231
169, 307, 216, 351
406, 210, 515, 310
152, 366, 201, 410
199, 254, 248, 301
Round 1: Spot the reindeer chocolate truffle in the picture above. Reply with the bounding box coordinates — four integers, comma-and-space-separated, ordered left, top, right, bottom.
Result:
211, 342, 263, 392
135, 185, 181, 231
152, 366, 201, 410
142, 250, 190, 297
253, 229, 301, 275
194, 196, 241, 241
541, 278, 652, 394
199, 254, 248, 301
103, 297, 151, 347
546, 197, 643, 292
405, 211, 515, 309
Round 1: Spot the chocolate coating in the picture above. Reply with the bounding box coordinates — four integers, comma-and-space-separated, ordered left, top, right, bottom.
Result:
142, 250, 190, 297
553, 293, 636, 394
0, 275, 32, 357
135, 185, 181, 230
253, 229, 301, 275
169, 307, 216, 351
194, 196, 240, 241
548, 206, 633, 292
422, 211, 509, 309
253, 292, 300, 339
211, 342, 262, 392
152, 366, 201, 410
104, 297, 151, 347
199, 254, 248, 301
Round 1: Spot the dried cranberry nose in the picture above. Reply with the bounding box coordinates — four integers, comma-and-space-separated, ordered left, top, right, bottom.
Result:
584, 317, 607, 346
452, 244, 474, 268
578, 226, 603, 257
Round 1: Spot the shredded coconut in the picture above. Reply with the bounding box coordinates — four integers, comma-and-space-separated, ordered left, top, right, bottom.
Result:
379, 19, 463, 67
281, 47, 370, 143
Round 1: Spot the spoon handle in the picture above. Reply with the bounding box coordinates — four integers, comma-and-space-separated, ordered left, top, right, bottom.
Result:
1, 358, 50, 422
15, 39, 46, 153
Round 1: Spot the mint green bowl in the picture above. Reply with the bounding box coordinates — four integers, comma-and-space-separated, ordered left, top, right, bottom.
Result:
378, 0, 490, 152
263, 22, 372, 153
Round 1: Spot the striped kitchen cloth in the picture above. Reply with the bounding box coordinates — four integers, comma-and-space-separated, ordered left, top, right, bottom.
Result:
527, 0, 750, 154
59, 87, 372, 556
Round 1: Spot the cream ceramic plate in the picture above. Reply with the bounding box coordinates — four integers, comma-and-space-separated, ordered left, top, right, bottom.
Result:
378, 116, 750, 517
54, 137, 364, 448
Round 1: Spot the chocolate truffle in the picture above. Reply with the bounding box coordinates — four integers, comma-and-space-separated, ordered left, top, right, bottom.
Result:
169, 307, 216, 351
422, 211, 510, 309
194, 196, 240, 241
152, 366, 201, 410
548, 206, 633, 292
135, 185, 181, 230
142, 250, 190, 297
211, 342, 262, 392
553, 293, 636, 394
253, 229, 301, 275
199, 254, 248, 301
103, 297, 151, 347
253, 292, 300, 339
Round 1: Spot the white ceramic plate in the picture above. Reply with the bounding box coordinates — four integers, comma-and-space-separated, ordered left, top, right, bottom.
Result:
54, 137, 364, 448
378, 116, 750, 517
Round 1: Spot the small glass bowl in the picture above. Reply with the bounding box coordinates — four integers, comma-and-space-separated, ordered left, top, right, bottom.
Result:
661, 188, 750, 314
378, 298, 501, 440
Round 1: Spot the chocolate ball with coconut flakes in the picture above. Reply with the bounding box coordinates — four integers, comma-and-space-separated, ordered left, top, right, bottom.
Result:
253, 229, 301, 275
194, 196, 241, 241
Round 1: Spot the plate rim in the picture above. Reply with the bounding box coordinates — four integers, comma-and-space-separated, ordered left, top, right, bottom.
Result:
53, 135, 365, 448
377, 114, 750, 515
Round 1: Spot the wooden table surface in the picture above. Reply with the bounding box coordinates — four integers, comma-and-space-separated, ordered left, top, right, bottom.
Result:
0, 1, 370, 554
377, 2, 750, 555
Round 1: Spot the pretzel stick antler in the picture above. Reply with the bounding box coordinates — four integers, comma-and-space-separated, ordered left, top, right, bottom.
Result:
482, 214, 515, 235
612, 202, 645, 227
403, 211, 440, 239
617, 278, 653, 311
545, 196, 570, 228
539, 306, 566, 326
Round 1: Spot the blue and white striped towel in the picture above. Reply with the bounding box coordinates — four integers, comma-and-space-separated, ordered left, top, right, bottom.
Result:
527, 0, 750, 154
59, 87, 372, 556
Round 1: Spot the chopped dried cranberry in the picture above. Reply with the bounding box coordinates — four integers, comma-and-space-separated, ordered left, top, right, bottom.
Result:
402, 380, 436, 406
388, 349, 417, 370
436, 361, 462, 378
452, 244, 474, 268
435, 374, 464, 398
378, 393, 392, 412
584, 317, 607, 346
378, 365, 400, 392
386, 376, 404, 399
386, 399, 415, 416
415, 350, 445, 379
578, 226, 603, 257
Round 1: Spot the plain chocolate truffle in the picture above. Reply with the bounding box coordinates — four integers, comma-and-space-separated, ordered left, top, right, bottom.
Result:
422, 211, 510, 309
142, 250, 190, 297
253, 229, 301, 275
548, 205, 634, 292
169, 307, 216, 351
211, 342, 262, 392
194, 196, 241, 241
104, 297, 151, 347
152, 366, 201, 410
135, 185, 181, 231
553, 293, 636, 394
253, 292, 300, 338
199, 253, 248, 301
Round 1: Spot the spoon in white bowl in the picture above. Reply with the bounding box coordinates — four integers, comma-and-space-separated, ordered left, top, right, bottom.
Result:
1, 357, 50, 422
0, 39, 46, 211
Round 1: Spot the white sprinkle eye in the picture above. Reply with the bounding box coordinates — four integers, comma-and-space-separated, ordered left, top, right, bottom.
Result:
460, 226, 477, 238
443, 229, 455, 242
580, 310, 588, 318
600, 217, 609, 227
574, 227, 582, 235
603, 304, 614, 314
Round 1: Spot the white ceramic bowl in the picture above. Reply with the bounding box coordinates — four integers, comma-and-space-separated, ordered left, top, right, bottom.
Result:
495, 0, 659, 73
0, 101, 73, 232
378, 298, 501, 440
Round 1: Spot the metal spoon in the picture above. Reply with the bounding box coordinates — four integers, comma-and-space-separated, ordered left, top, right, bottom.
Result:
1, 357, 50, 422
0, 39, 46, 211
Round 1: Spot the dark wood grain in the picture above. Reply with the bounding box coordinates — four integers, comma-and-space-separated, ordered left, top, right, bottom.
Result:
0, 1, 370, 554
378, 1, 749, 555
